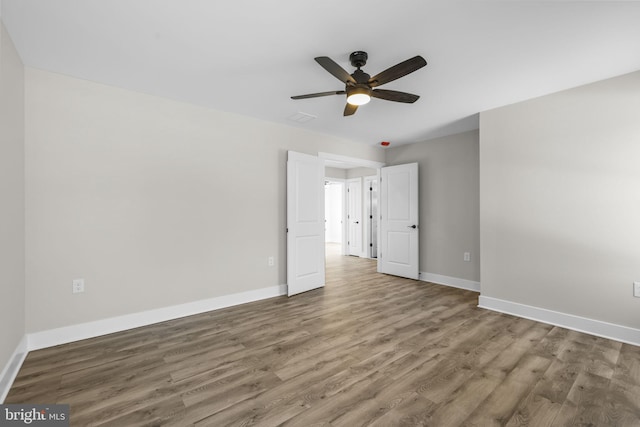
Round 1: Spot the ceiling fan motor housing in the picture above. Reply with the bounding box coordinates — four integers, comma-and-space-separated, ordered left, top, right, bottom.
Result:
351, 69, 371, 84
349, 51, 368, 68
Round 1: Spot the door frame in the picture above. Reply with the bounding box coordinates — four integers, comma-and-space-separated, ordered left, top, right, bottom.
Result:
319, 152, 384, 170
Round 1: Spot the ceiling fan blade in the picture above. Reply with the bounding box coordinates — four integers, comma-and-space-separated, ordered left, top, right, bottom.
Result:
344, 103, 358, 116
371, 89, 420, 103
315, 57, 356, 84
368, 56, 427, 88
291, 90, 346, 100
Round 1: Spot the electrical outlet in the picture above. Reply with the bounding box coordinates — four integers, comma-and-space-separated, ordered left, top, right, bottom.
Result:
463, 252, 471, 262
268, 256, 275, 267
72, 278, 85, 294
634, 281, 640, 298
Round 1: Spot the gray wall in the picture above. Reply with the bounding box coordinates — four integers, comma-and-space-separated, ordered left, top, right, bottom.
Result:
385, 130, 480, 282
0, 21, 25, 388
324, 167, 347, 180
24, 68, 385, 333
325, 167, 376, 180
346, 167, 377, 179
480, 70, 640, 329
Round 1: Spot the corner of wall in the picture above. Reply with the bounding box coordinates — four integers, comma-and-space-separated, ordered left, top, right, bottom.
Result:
0, 336, 27, 403
0, 18, 27, 404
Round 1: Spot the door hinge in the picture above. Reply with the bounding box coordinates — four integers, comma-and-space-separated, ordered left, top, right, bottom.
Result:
370, 243, 373, 247
370, 215, 373, 219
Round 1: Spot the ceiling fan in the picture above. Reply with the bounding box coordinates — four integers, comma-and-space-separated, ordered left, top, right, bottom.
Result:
291, 51, 427, 116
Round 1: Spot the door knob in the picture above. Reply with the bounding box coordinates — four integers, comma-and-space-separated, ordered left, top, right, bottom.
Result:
408, 224, 417, 229
354, 221, 360, 224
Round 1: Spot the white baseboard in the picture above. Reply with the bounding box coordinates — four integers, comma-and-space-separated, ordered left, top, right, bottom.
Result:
419, 272, 481, 293
0, 335, 28, 403
478, 295, 640, 347
28, 284, 287, 351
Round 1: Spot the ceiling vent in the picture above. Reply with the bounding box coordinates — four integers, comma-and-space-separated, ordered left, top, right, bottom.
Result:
287, 112, 317, 123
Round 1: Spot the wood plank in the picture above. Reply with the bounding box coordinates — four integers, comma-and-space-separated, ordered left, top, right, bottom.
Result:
505, 358, 582, 427
552, 371, 612, 426
465, 355, 553, 426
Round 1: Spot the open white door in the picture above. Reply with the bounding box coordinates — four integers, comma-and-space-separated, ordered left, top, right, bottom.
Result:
378, 163, 419, 279
347, 178, 362, 256
365, 176, 378, 259
287, 151, 325, 296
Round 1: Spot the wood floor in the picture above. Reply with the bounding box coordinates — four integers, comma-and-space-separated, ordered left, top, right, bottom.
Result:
6, 244, 640, 426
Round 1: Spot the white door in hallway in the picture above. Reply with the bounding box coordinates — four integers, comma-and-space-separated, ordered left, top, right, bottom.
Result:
365, 175, 378, 259
347, 178, 362, 256
287, 151, 325, 296
378, 163, 419, 279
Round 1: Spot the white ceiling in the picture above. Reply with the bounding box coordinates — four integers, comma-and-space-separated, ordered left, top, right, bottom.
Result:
2, 1, 639, 147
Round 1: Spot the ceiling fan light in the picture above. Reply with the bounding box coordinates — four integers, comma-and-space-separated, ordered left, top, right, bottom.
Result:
346, 87, 371, 106
347, 93, 371, 106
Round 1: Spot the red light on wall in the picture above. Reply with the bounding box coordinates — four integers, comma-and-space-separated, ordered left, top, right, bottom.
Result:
380, 141, 390, 147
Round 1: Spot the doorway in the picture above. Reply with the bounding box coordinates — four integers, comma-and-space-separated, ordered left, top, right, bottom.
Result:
324, 179, 344, 245
287, 151, 419, 295
322, 152, 382, 260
